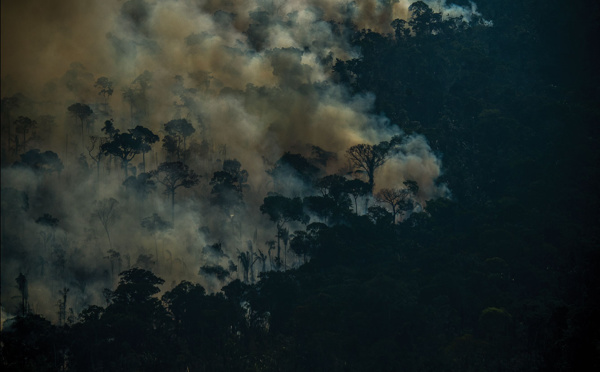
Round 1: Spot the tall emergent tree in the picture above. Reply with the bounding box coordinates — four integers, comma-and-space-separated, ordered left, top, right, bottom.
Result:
101, 131, 142, 178
163, 119, 195, 161
67, 103, 93, 145
15, 273, 29, 316
14, 116, 37, 153
87, 136, 105, 184
129, 125, 159, 172
94, 77, 114, 112
93, 198, 119, 250
346, 142, 389, 194
151, 162, 200, 224
345, 179, 370, 214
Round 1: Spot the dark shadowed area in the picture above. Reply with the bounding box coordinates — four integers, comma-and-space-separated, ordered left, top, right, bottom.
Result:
1, 0, 598, 371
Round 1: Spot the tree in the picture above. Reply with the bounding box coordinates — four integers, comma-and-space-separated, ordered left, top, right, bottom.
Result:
255, 249, 268, 273
104, 249, 122, 281
260, 194, 309, 270
122, 87, 137, 125
163, 118, 195, 161
13, 149, 64, 174
133, 71, 153, 118
110, 268, 164, 305
290, 230, 310, 264
150, 162, 200, 224
13, 116, 37, 153
375, 188, 412, 223
93, 198, 119, 249
122, 70, 153, 125
237, 250, 256, 284
210, 159, 249, 213
86, 136, 105, 184
141, 213, 172, 273
123, 172, 156, 200
268, 152, 320, 195
36, 213, 59, 253
129, 125, 159, 172
101, 131, 142, 178
345, 179, 370, 214
1, 95, 21, 156
313, 174, 353, 222
101, 119, 120, 140
346, 138, 397, 194
57, 287, 70, 326
94, 76, 114, 111
15, 272, 29, 316
376, 180, 419, 223
67, 103, 93, 145
1, 187, 28, 239
408, 1, 442, 36
199, 265, 231, 281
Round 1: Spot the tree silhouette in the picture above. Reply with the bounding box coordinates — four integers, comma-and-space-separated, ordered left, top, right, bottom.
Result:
67, 103, 93, 146
199, 265, 230, 281
346, 140, 394, 194
141, 213, 172, 273
133, 71, 153, 118
36, 213, 59, 254
101, 131, 142, 178
13, 149, 63, 174
86, 136, 105, 184
93, 198, 119, 249
260, 194, 308, 269
122, 87, 137, 125
345, 179, 370, 214
408, 1, 442, 36
1, 95, 21, 156
375, 188, 413, 223
15, 272, 29, 316
123, 172, 156, 201
101, 119, 120, 140
268, 152, 320, 195
1, 187, 28, 240
163, 118, 195, 161
210, 159, 249, 213
150, 162, 200, 224
57, 287, 70, 326
129, 125, 159, 173
13, 116, 37, 153
237, 250, 255, 283
94, 76, 114, 112
104, 249, 122, 281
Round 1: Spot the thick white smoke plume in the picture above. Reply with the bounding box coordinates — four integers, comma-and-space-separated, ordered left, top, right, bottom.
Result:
0, 0, 475, 322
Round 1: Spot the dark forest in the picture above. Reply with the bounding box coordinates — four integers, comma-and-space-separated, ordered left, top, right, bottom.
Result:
1, 0, 599, 371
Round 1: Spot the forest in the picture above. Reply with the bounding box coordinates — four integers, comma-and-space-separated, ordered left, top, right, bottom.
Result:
1, 0, 599, 371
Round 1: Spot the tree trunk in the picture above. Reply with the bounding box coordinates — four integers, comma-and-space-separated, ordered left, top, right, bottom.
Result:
154, 236, 159, 273
104, 226, 112, 250
123, 159, 129, 179
171, 189, 175, 225
80, 118, 84, 149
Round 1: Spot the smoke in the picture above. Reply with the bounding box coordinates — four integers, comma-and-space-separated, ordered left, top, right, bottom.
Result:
0, 0, 478, 321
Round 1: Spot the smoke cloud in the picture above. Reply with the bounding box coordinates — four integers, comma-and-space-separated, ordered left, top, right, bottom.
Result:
0, 0, 476, 322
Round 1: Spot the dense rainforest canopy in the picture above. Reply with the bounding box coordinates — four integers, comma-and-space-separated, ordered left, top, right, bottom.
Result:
1, 0, 599, 371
